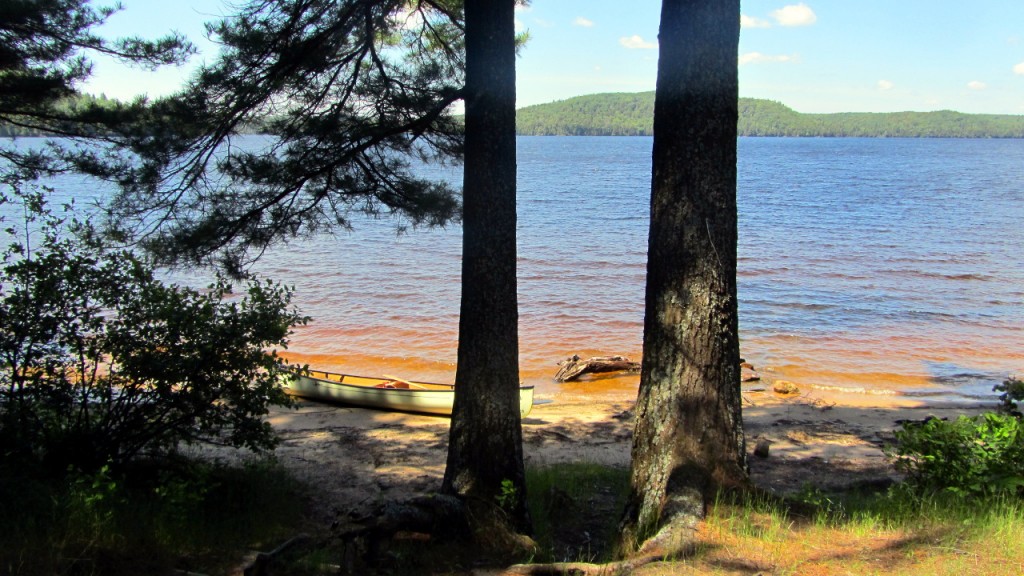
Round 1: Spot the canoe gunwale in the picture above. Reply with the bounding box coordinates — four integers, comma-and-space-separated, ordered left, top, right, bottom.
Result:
282, 369, 535, 417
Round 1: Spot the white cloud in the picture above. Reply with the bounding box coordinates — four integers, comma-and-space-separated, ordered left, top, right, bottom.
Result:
1014, 62, 1024, 75
738, 52, 795, 65
619, 35, 657, 50
741, 14, 772, 29
967, 80, 987, 90
877, 80, 894, 91
574, 16, 594, 28
771, 3, 817, 27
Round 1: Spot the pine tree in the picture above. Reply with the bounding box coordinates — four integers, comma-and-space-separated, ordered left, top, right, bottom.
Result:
106, 0, 532, 536
443, 0, 530, 534
0, 0, 191, 179
619, 0, 747, 555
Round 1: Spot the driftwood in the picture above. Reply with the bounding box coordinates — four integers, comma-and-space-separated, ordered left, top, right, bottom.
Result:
555, 354, 761, 384
554, 355, 641, 382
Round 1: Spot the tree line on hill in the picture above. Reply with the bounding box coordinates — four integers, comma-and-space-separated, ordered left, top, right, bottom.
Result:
514, 91, 1024, 138
9, 91, 1024, 140
0, 93, 122, 137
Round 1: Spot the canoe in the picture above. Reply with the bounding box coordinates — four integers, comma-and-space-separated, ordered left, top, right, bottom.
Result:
282, 369, 535, 417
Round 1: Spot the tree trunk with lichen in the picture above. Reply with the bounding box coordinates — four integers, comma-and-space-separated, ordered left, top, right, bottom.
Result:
441, 0, 531, 536
618, 0, 746, 555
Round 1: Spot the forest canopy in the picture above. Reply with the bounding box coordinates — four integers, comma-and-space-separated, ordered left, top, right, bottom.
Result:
7, 91, 1024, 139
514, 92, 1024, 138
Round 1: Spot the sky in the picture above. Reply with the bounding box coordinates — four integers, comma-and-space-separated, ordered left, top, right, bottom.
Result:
84, 1, 1024, 115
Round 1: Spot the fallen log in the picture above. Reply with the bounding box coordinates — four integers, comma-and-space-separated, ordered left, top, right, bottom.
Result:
554, 355, 641, 382
555, 354, 761, 383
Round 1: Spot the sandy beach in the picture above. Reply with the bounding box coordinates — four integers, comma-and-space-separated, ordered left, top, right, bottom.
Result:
241, 385, 993, 531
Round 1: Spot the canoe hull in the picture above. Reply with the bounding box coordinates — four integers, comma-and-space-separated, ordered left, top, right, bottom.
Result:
283, 370, 535, 417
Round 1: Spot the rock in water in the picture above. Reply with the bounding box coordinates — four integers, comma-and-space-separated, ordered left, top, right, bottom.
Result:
772, 380, 799, 395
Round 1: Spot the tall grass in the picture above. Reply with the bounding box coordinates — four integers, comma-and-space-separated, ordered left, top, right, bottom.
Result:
0, 457, 307, 575
691, 486, 1024, 575
520, 463, 1023, 574
525, 462, 631, 563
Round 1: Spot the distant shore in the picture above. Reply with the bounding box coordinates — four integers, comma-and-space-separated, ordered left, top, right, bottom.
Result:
514, 92, 1024, 138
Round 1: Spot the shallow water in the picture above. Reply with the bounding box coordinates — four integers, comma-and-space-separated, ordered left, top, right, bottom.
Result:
9, 136, 1024, 403
252, 136, 1024, 404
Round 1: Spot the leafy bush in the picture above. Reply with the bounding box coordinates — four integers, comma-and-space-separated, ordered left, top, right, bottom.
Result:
995, 377, 1024, 417
0, 188, 307, 473
889, 413, 1024, 498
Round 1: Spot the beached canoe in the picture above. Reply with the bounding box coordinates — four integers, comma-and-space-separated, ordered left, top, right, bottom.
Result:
282, 369, 535, 417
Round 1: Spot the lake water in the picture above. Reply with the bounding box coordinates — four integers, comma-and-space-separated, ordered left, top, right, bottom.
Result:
8, 136, 1024, 403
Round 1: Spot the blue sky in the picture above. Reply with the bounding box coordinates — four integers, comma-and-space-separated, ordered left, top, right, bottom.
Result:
85, 1, 1024, 114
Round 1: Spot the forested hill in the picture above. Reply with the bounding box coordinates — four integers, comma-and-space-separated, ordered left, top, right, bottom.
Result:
515, 92, 1024, 138
0, 93, 123, 137
9, 92, 1024, 139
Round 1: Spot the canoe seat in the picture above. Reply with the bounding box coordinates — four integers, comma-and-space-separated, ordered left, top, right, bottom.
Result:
375, 380, 410, 389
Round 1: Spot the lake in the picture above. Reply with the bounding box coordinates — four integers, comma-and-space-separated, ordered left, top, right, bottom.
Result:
8, 136, 1024, 403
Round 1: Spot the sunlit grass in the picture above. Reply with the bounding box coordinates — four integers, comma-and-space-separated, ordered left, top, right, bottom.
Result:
676, 488, 1024, 576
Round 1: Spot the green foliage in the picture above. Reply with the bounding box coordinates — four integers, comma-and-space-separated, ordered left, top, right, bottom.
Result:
888, 413, 1024, 498
496, 478, 519, 513
994, 377, 1024, 417
0, 0, 192, 181
0, 187, 307, 473
526, 463, 630, 563
515, 92, 655, 136
0, 94, 125, 137
105, 0, 468, 273
514, 92, 1024, 138
0, 456, 305, 575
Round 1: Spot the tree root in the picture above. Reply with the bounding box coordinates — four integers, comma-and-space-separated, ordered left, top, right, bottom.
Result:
240, 533, 313, 576
332, 493, 538, 573
498, 545, 701, 576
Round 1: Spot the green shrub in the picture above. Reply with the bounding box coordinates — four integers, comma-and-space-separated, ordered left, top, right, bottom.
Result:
889, 413, 1024, 498
1, 187, 307, 474
995, 377, 1024, 417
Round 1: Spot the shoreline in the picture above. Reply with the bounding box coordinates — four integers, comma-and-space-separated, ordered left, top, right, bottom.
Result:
281, 351, 1013, 411
214, 386, 995, 532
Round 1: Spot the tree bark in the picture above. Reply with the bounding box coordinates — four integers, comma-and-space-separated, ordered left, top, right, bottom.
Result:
442, 0, 531, 534
618, 0, 746, 555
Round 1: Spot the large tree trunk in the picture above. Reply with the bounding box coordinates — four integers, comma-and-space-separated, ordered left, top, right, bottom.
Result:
442, 0, 531, 535
618, 0, 745, 555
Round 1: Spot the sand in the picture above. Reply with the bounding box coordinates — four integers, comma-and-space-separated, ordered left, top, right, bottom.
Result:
232, 387, 993, 530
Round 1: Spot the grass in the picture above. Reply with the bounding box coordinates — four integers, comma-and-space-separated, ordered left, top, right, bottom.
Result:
5, 454, 1021, 575
0, 455, 308, 576
526, 461, 632, 563
384, 463, 1024, 575
669, 487, 1024, 576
